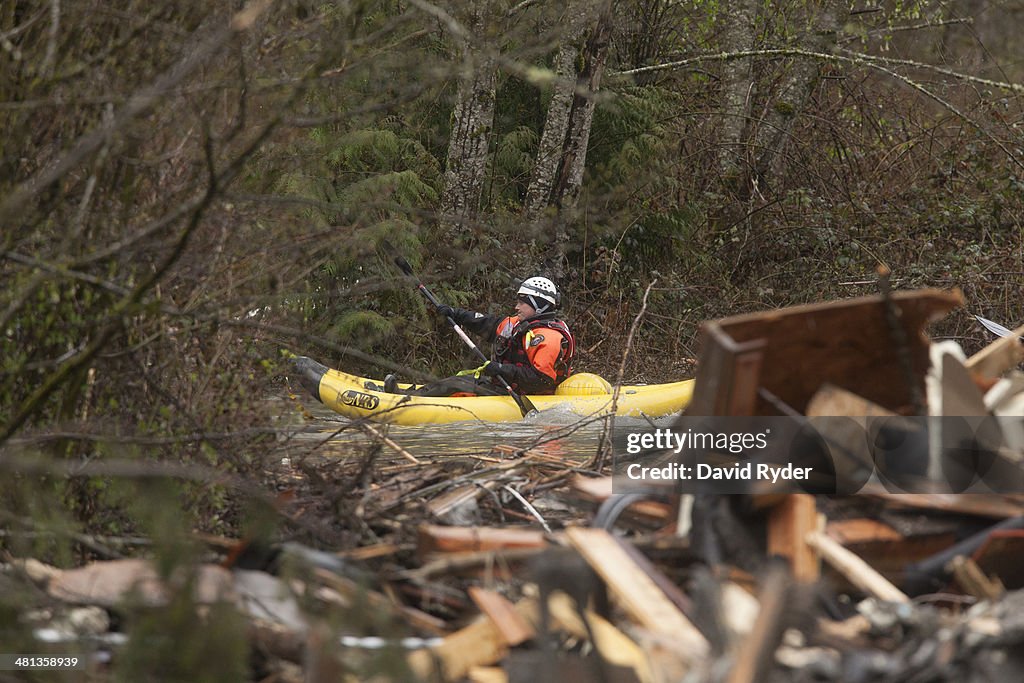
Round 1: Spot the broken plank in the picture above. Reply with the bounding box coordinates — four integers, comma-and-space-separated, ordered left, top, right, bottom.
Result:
806, 531, 909, 603
468, 667, 508, 683
417, 525, 549, 557
966, 323, 1024, 379
766, 494, 820, 582
690, 289, 962, 416
826, 519, 903, 545
468, 587, 535, 647
428, 483, 481, 514
564, 527, 709, 663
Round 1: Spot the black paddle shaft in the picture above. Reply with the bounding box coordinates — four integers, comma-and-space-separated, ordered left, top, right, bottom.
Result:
392, 256, 536, 416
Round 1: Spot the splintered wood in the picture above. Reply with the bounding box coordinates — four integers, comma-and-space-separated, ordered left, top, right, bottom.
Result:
565, 527, 709, 663
806, 531, 909, 604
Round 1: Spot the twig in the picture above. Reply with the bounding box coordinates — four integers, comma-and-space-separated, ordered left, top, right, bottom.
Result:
612, 46, 1024, 173
0, 0, 274, 226
502, 484, 553, 533
41, 0, 60, 75
357, 422, 422, 465
405, 0, 470, 42
614, 46, 1024, 95
592, 279, 658, 471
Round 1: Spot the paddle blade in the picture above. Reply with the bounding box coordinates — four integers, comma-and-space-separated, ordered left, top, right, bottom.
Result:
515, 394, 537, 417
975, 315, 1017, 339
393, 255, 414, 276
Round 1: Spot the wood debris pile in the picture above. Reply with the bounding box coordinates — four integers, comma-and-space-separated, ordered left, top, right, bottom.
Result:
4, 287, 1024, 682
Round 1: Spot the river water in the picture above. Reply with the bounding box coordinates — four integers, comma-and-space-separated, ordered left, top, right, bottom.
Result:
284, 396, 678, 465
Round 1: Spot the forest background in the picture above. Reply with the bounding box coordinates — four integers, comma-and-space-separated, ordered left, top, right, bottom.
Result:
1, 0, 1023, 676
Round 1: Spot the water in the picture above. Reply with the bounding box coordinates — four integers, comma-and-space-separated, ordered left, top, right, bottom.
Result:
287, 397, 675, 465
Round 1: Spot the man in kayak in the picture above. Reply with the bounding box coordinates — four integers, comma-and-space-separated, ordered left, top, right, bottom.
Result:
385, 276, 576, 397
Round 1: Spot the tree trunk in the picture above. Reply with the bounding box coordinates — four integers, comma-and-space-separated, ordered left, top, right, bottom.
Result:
523, 1, 594, 220
439, 1, 498, 239
749, 0, 840, 194
716, 0, 758, 188
551, 0, 614, 211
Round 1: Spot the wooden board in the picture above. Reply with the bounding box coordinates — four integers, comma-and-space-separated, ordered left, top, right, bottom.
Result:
564, 527, 708, 663
547, 592, 654, 683
826, 519, 903, 545
966, 323, 1024, 378
468, 587, 535, 647
766, 494, 820, 582
806, 531, 909, 603
417, 525, 549, 557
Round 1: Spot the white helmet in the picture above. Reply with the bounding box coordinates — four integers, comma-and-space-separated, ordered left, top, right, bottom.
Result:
517, 276, 559, 313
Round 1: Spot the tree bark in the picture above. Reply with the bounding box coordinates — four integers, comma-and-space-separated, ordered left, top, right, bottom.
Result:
523, 1, 595, 219
749, 0, 840, 194
551, 0, 614, 211
716, 0, 758, 187
439, 1, 498, 239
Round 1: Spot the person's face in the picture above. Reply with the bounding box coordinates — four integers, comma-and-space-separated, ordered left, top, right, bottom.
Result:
514, 294, 536, 321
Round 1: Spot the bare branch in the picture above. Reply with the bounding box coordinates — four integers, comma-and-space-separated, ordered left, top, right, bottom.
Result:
0, 0, 274, 226
611, 46, 1024, 173
405, 0, 470, 43
614, 47, 1024, 95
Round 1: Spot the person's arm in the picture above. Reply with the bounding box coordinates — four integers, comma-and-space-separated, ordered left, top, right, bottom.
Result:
436, 306, 501, 337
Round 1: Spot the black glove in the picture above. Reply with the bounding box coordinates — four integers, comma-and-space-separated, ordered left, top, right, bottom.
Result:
436, 304, 455, 319
482, 361, 513, 380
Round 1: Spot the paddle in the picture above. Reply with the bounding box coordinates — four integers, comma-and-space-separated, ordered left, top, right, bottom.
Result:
392, 254, 537, 417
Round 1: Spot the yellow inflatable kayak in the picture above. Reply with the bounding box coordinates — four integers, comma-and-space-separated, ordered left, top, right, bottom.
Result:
292, 356, 694, 425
